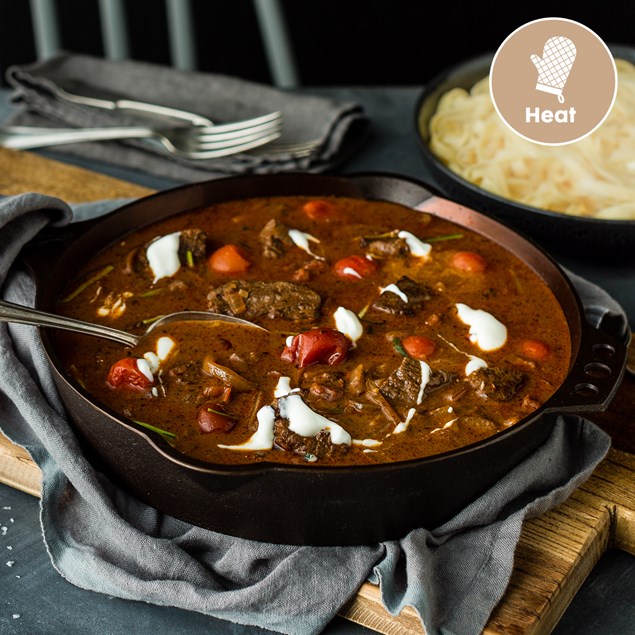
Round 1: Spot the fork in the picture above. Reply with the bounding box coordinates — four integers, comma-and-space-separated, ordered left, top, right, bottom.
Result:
52, 82, 215, 127
0, 112, 283, 159
249, 138, 322, 159
51, 84, 321, 159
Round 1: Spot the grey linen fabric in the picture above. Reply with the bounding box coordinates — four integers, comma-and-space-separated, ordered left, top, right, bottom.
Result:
5, 54, 369, 180
0, 193, 620, 635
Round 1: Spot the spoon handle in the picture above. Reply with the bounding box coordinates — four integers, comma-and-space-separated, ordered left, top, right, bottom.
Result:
0, 299, 139, 347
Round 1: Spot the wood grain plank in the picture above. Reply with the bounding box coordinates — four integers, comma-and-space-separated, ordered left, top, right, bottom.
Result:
341, 590, 424, 635
0, 432, 41, 496
487, 450, 633, 634
0, 147, 152, 201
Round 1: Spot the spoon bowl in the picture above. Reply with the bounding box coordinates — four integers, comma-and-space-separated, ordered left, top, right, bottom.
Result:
0, 299, 265, 348
146, 310, 267, 337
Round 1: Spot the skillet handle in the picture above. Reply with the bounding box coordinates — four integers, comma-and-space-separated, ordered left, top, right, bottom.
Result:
543, 320, 629, 414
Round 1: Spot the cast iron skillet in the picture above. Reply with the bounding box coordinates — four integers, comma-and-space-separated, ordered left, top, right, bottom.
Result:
22, 172, 627, 546
414, 44, 635, 259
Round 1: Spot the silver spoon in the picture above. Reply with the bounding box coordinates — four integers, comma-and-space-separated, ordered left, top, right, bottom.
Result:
0, 299, 265, 347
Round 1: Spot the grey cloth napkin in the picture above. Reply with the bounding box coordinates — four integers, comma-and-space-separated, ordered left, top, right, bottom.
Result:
0, 193, 622, 635
5, 54, 369, 181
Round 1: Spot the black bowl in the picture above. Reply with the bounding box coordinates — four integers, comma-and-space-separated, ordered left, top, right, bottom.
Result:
414, 44, 635, 260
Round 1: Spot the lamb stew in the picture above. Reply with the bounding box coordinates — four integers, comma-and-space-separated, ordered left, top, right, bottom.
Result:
52, 195, 572, 466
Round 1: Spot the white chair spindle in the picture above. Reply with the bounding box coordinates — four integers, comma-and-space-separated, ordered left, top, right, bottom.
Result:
26, 0, 299, 88
29, 0, 61, 60
253, 0, 300, 87
98, 0, 130, 60
166, 0, 196, 71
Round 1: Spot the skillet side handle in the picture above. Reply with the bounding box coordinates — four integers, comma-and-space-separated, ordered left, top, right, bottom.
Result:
543, 322, 629, 414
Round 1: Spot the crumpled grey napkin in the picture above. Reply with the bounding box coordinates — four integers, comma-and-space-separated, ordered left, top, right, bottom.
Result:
0, 193, 622, 635
4, 54, 369, 181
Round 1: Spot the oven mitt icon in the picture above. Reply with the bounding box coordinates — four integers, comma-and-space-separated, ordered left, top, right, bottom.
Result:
530, 36, 576, 103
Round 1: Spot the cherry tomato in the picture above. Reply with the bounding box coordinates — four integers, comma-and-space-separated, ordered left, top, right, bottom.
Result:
302, 199, 341, 222
451, 251, 487, 274
207, 244, 251, 274
333, 255, 377, 280
107, 357, 153, 392
281, 328, 350, 367
401, 335, 437, 360
520, 339, 551, 361
196, 404, 236, 433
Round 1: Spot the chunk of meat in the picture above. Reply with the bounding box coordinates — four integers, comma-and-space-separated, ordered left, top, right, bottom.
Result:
360, 235, 409, 258
372, 276, 431, 316
163, 361, 205, 403
207, 280, 321, 321
302, 369, 346, 401
166, 361, 200, 387
292, 259, 328, 282
347, 364, 365, 396
365, 388, 401, 425
380, 357, 453, 407
178, 229, 208, 263
468, 367, 527, 401
163, 361, 225, 404
274, 419, 349, 460
259, 218, 293, 258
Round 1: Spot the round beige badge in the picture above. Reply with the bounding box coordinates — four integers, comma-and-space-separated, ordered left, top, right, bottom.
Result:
490, 17, 617, 145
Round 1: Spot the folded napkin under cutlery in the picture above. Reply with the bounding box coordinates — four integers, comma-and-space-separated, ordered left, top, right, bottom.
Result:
5, 54, 369, 181
0, 193, 624, 635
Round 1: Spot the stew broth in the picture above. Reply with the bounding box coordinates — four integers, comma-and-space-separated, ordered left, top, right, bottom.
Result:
52, 195, 571, 466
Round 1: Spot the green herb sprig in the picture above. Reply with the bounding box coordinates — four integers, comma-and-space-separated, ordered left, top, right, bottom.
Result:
59, 265, 113, 303
132, 419, 176, 439
392, 337, 409, 358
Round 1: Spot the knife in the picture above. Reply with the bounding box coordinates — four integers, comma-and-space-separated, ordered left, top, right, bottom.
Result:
51, 79, 214, 127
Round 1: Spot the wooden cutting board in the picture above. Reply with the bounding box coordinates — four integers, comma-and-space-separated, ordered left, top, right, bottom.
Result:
0, 147, 633, 635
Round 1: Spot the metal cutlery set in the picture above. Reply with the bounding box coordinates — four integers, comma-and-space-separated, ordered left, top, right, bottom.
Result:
0, 112, 284, 159
1, 84, 321, 159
